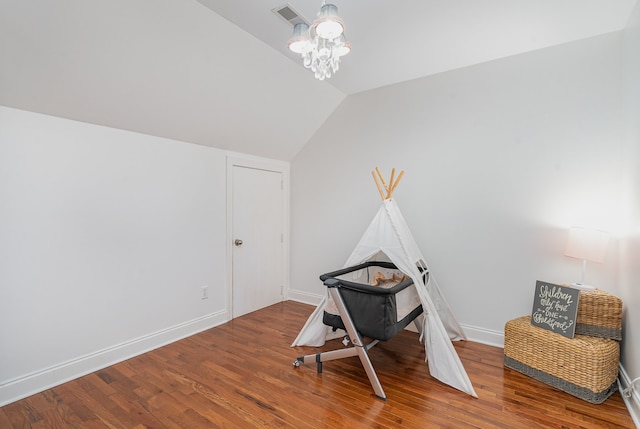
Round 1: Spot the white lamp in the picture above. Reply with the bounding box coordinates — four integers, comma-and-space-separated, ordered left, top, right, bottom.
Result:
564, 227, 609, 290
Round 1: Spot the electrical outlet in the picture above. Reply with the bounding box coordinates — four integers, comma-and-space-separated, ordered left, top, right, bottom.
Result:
201, 285, 208, 300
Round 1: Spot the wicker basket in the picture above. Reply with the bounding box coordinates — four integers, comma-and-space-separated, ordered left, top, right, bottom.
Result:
504, 316, 619, 404
576, 289, 622, 340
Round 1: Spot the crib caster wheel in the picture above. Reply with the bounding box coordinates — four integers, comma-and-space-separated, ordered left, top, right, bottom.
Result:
293, 360, 301, 368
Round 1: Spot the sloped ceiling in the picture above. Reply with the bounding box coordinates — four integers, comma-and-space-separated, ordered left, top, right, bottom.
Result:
0, 0, 636, 160
198, 0, 637, 95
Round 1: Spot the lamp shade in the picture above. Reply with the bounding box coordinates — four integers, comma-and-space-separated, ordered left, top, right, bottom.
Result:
314, 4, 344, 39
288, 23, 311, 54
564, 227, 609, 263
335, 34, 351, 56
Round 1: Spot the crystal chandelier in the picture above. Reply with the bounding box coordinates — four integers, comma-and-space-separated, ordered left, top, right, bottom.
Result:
287, 2, 351, 81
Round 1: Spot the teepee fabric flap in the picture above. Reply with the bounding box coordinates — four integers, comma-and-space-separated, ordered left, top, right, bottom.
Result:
291, 296, 330, 347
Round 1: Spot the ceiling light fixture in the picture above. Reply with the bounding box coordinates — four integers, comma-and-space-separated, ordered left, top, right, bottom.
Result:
287, 2, 351, 81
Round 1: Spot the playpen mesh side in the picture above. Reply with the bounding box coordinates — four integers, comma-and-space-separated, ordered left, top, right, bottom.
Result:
321, 262, 424, 341
323, 290, 423, 341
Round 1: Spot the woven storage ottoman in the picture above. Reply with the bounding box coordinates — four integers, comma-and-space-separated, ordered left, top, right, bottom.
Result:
504, 316, 619, 404
575, 289, 622, 340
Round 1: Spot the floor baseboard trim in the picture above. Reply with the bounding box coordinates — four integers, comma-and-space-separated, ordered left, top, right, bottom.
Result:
287, 289, 323, 306
0, 310, 228, 407
619, 365, 640, 428
461, 324, 504, 348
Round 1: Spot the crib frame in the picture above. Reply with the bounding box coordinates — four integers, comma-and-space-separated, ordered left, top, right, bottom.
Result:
293, 262, 424, 400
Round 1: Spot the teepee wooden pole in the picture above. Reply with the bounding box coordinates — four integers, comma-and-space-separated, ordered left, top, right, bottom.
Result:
372, 167, 405, 200
372, 170, 386, 201
375, 167, 388, 190
386, 168, 396, 199
389, 171, 404, 197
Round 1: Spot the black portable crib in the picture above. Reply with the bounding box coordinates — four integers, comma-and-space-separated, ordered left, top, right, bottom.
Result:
293, 261, 424, 400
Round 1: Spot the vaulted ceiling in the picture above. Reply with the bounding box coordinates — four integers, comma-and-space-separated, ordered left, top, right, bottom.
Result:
1, 0, 636, 160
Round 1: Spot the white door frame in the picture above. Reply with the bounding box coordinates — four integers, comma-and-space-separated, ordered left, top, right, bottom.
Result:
226, 155, 290, 319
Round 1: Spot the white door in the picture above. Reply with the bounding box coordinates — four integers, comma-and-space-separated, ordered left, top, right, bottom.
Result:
232, 165, 284, 318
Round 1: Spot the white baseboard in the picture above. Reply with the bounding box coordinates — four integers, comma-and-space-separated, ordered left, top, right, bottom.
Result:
403, 323, 504, 350
619, 365, 640, 428
287, 289, 323, 306
461, 323, 504, 348
0, 310, 228, 407
405, 323, 504, 347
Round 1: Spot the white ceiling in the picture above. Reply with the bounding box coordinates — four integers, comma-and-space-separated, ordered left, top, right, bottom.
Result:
0, 0, 637, 160
198, 0, 637, 95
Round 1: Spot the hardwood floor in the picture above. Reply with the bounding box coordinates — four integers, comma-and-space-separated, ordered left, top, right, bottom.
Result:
1, 301, 634, 428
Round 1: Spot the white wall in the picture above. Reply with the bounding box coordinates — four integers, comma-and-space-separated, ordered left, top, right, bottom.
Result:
620, 0, 640, 420
0, 106, 229, 405
290, 32, 627, 345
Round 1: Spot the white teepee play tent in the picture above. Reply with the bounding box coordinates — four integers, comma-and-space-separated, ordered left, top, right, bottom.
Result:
292, 168, 478, 398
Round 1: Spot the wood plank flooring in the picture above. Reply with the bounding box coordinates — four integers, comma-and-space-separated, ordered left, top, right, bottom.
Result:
1, 301, 634, 428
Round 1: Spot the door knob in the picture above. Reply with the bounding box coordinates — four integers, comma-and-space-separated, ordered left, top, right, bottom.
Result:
234, 239, 243, 246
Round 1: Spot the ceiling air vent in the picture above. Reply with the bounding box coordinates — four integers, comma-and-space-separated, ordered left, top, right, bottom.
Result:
272, 4, 309, 27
